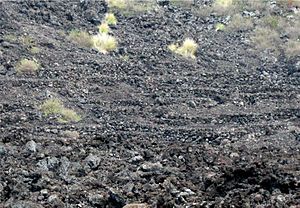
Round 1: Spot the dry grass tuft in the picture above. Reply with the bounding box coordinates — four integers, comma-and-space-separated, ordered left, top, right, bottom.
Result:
68, 29, 93, 48
98, 23, 110, 34
169, 38, 198, 59
92, 33, 117, 54
251, 27, 281, 53
105, 13, 117, 25
16, 58, 40, 74
40, 98, 81, 123
226, 14, 253, 32
284, 40, 300, 59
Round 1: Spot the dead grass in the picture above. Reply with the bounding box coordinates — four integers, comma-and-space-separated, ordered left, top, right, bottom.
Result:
40, 98, 81, 123
251, 27, 281, 53
16, 58, 40, 74
169, 38, 198, 59
226, 14, 253, 32
68, 29, 93, 48
106, 0, 156, 14
284, 40, 300, 59
92, 33, 117, 54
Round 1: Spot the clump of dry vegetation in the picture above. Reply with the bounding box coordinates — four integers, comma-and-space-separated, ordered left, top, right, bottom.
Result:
16, 58, 40, 74
68, 29, 93, 48
98, 23, 110, 34
251, 27, 281, 53
226, 14, 253, 32
284, 40, 300, 59
40, 98, 81, 123
106, 0, 156, 14
92, 33, 117, 54
105, 13, 117, 25
169, 38, 198, 59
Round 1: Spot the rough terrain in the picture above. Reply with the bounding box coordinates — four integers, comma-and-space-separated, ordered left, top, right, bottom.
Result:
0, 0, 299, 207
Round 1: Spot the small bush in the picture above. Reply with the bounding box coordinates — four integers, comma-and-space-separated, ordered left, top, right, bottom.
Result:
40, 98, 81, 123
92, 33, 117, 54
226, 14, 253, 32
169, 38, 198, 59
16, 58, 40, 74
68, 29, 93, 48
98, 23, 110, 34
284, 40, 300, 59
105, 13, 117, 25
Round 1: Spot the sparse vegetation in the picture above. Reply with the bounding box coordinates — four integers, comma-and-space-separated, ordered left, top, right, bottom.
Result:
106, 0, 156, 14
16, 58, 40, 74
20, 36, 36, 48
284, 40, 300, 59
40, 98, 81, 123
68, 29, 93, 48
105, 13, 117, 25
29, 46, 41, 54
106, 0, 126, 10
226, 14, 253, 32
3, 34, 18, 42
92, 33, 117, 54
169, 38, 198, 59
251, 27, 280, 53
212, 0, 238, 15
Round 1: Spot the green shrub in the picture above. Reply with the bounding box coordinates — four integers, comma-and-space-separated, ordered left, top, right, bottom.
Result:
16, 58, 40, 74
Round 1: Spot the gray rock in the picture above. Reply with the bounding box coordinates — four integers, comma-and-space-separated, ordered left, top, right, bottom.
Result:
129, 155, 144, 163
140, 162, 163, 172
88, 193, 106, 206
48, 194, 64, 207
25, 140, 37, 153
37, 157, 60, 171
85, 154, 101, 169
0, 145, 7, 155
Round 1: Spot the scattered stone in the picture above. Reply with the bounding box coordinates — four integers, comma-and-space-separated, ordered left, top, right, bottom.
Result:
88, 193, 106, 206
140, 162, 163, 172
61, 130, 80, 139
129, 155, 144, 163
0, 145, 7, 155
25, 140, 37, 153
85, 154, 101, 169
48, 194, 64, 207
